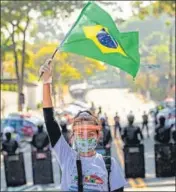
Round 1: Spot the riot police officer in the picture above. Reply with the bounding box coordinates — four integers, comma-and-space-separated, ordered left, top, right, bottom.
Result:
31, 123, 49, 151
97, 106, 102, 118
142, 111, 149, 138
2, 132, 19, 155
172, 127, 176, 143
114, 112, 121, 137
122, 115, 143, 145
60, 117, 71, 145
90, 101, 96, 115
154, 116, 171, 144
100, 116, 112, 155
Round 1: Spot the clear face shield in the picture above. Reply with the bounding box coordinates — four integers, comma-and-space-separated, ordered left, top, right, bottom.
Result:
72, 111, 101, 154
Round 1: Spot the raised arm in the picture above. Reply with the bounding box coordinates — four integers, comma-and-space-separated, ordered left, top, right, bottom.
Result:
40, 59, 61, 147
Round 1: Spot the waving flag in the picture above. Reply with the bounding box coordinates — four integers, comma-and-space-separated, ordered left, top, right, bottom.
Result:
59, 2, 140, 77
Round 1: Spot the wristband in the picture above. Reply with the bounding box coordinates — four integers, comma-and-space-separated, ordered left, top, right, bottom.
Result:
43, 77, 52, 84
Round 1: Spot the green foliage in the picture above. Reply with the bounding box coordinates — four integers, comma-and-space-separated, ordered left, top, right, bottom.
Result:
1, 84, 18, 92
37, 103, 42, 109
131, 1, 175, 19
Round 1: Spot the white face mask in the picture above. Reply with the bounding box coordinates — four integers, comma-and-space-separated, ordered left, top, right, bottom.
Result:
75, 138, 97, 153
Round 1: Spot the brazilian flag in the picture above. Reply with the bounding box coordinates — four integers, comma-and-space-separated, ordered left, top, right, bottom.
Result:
59, 2, 140, 77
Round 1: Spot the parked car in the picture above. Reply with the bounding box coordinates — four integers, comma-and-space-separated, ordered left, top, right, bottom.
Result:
1, 114, 43, 138
1, 117, 24, 134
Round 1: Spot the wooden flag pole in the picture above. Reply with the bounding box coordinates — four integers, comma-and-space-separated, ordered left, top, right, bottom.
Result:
38, 48, 59, 81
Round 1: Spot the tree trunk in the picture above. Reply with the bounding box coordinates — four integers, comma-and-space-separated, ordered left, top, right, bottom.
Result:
11, 25, 22, 111
18, 17, 30, 111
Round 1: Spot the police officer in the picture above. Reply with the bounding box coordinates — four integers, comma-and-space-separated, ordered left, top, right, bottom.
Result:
154, 116, 171, 144
100, 116, 112, 155
142, 111, 149, 138
154, 108, 159, 126
31, 123, 49, 151
114, 112, 121, 138
122, 115, 143, 145
97, 106, 102, 118
172, 126, 176, 143
60, 117, 71, 145
2, 132, 19, 155
90, 101, 96, 115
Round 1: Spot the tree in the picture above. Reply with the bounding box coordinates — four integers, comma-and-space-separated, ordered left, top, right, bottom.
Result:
1, 1, 84, 111
131, 1, 175, 94
1, 1, 37, 111
131, 1, 175, 19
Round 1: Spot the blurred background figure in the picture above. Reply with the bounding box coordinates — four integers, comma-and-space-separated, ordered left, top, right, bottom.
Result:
97, 106, 102, 118
104, 112, 109, 125
2, 132, 19, 155
59, 116, 71, 145
2, 126, 21, 143
114, 112, 121, 137
31, 123, 49, 151
154, 116, 171, 144
142, 111, 149, 138
172, 126, 176, 143
122, 115, 143, 145
90, 101, 96, 115
2, 126, 15, 141
127, 110, 134, 120
99, 115, 112, 155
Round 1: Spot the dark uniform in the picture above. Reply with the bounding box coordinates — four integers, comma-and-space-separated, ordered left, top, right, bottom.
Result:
122, 115, 143, 145
142, 112, 149, 138
100, 117, 112, 155
90, 102, 96, 115
60, 118, 71, 146
172, 128, 176, 143
2, 132, 19, 155
31, 124, 49, 151
114, 113, 121, 137
97, 106, 102, 117
154, 116, 171, 144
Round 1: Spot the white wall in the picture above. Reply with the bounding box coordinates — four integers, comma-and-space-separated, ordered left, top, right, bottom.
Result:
1, 83, 42, 117
1, 91, 18, 118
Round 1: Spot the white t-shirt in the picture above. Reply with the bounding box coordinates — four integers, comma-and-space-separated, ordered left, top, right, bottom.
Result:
53, 135, 127, 191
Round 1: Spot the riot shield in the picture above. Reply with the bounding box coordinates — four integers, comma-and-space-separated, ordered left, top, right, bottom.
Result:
4, 153, 26, 187
32, 150, 54, 185
124, 144, 145, 178
155, 143, 173, 177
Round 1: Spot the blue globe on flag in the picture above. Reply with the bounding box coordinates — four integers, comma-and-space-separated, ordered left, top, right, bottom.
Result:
96, 28, 118, 49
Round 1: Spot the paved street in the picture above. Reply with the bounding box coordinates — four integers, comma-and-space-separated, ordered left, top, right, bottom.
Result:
1, 88, 175, 191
